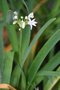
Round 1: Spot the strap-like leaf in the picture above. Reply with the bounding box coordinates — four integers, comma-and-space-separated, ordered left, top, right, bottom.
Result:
22, 18, 56, 67
36, 71, 60, 77
44, 67, 60, 90
11, 65, 21, 87
22, 26, 31, 58
42, 51, 60, 71
2, 51, 14, 83
1, 0, 9, 21
30, 51, 60, 90
7, 25, 18, 52
0, 22, 4, 83
27, 29, 60, 88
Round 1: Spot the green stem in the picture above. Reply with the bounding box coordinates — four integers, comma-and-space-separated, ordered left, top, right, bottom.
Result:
19, 30, 22, 66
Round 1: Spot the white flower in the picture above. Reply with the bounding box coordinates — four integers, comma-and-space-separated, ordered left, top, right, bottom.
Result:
21, 20, 25, 29
12, 11, 37, 30
18, 20, 25, 29
13, 11, 18, 20
14, 11, 18, 15
28, 19, 37, 29
18, 16, 25, 29
25, 16, 28, 19
21, 16, 23, 19
13, 11, 18, 25
19, 28, 21, 31
28, 12, 34, 19
13, 20, 17, 24
27, 12, 37, 30
13, 15, 18, 20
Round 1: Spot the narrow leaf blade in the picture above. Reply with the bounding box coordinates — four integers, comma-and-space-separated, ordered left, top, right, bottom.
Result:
22, 18, 56, 66
27, 29, 60, 88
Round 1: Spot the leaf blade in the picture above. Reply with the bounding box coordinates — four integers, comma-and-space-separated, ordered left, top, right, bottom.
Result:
27, 29, 60, 88
0, 22, 4, 83
7, 25, 18, 52
2, 51, 14, 83
22, 18, 56, 67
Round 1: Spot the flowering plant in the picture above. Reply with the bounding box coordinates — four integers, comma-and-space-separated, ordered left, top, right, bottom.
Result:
0, 0, 60, 90
13, 11, 37, 30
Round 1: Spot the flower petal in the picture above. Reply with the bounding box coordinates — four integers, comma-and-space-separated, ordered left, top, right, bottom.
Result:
13, 15, 18, 20
28, 12, 34, 19
13, 11, 18, 15
13, 20, 17, 24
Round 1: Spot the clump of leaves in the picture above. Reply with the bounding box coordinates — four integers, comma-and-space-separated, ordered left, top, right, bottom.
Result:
0, 0, 60, 90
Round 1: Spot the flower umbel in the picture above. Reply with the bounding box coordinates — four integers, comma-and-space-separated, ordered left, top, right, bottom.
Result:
13, 12, 37, 30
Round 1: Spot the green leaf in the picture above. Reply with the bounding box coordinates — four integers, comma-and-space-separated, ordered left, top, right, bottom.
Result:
20, 72, 26, 90
7, 25, 18, 52
51, 0, 60, 17
11, 64, 26, 88
42, 51, 60, 71
22, 0, 29, 13
19, 26, 31, 65
58, 81, 60, 90
0, 22, 4, 83
22, 26, 31, 58
2, 51, 14, 83
44, 67, 60, 90
1, 0, 9, 21
31, 51, 60, 90
22, 18, 56, 67
36, 71, 60, 77
11, 65, 21, 87
12, 0, 23, 10
27, 29, 60, 88
8, 0, 14, 10
26, 0, 38, 12
19, 30, 22, 63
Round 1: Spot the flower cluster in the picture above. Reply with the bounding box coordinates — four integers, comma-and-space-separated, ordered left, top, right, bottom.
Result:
13, 11, 37, 31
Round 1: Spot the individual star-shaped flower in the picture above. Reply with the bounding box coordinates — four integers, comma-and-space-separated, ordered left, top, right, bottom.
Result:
28, 19, 37, 30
